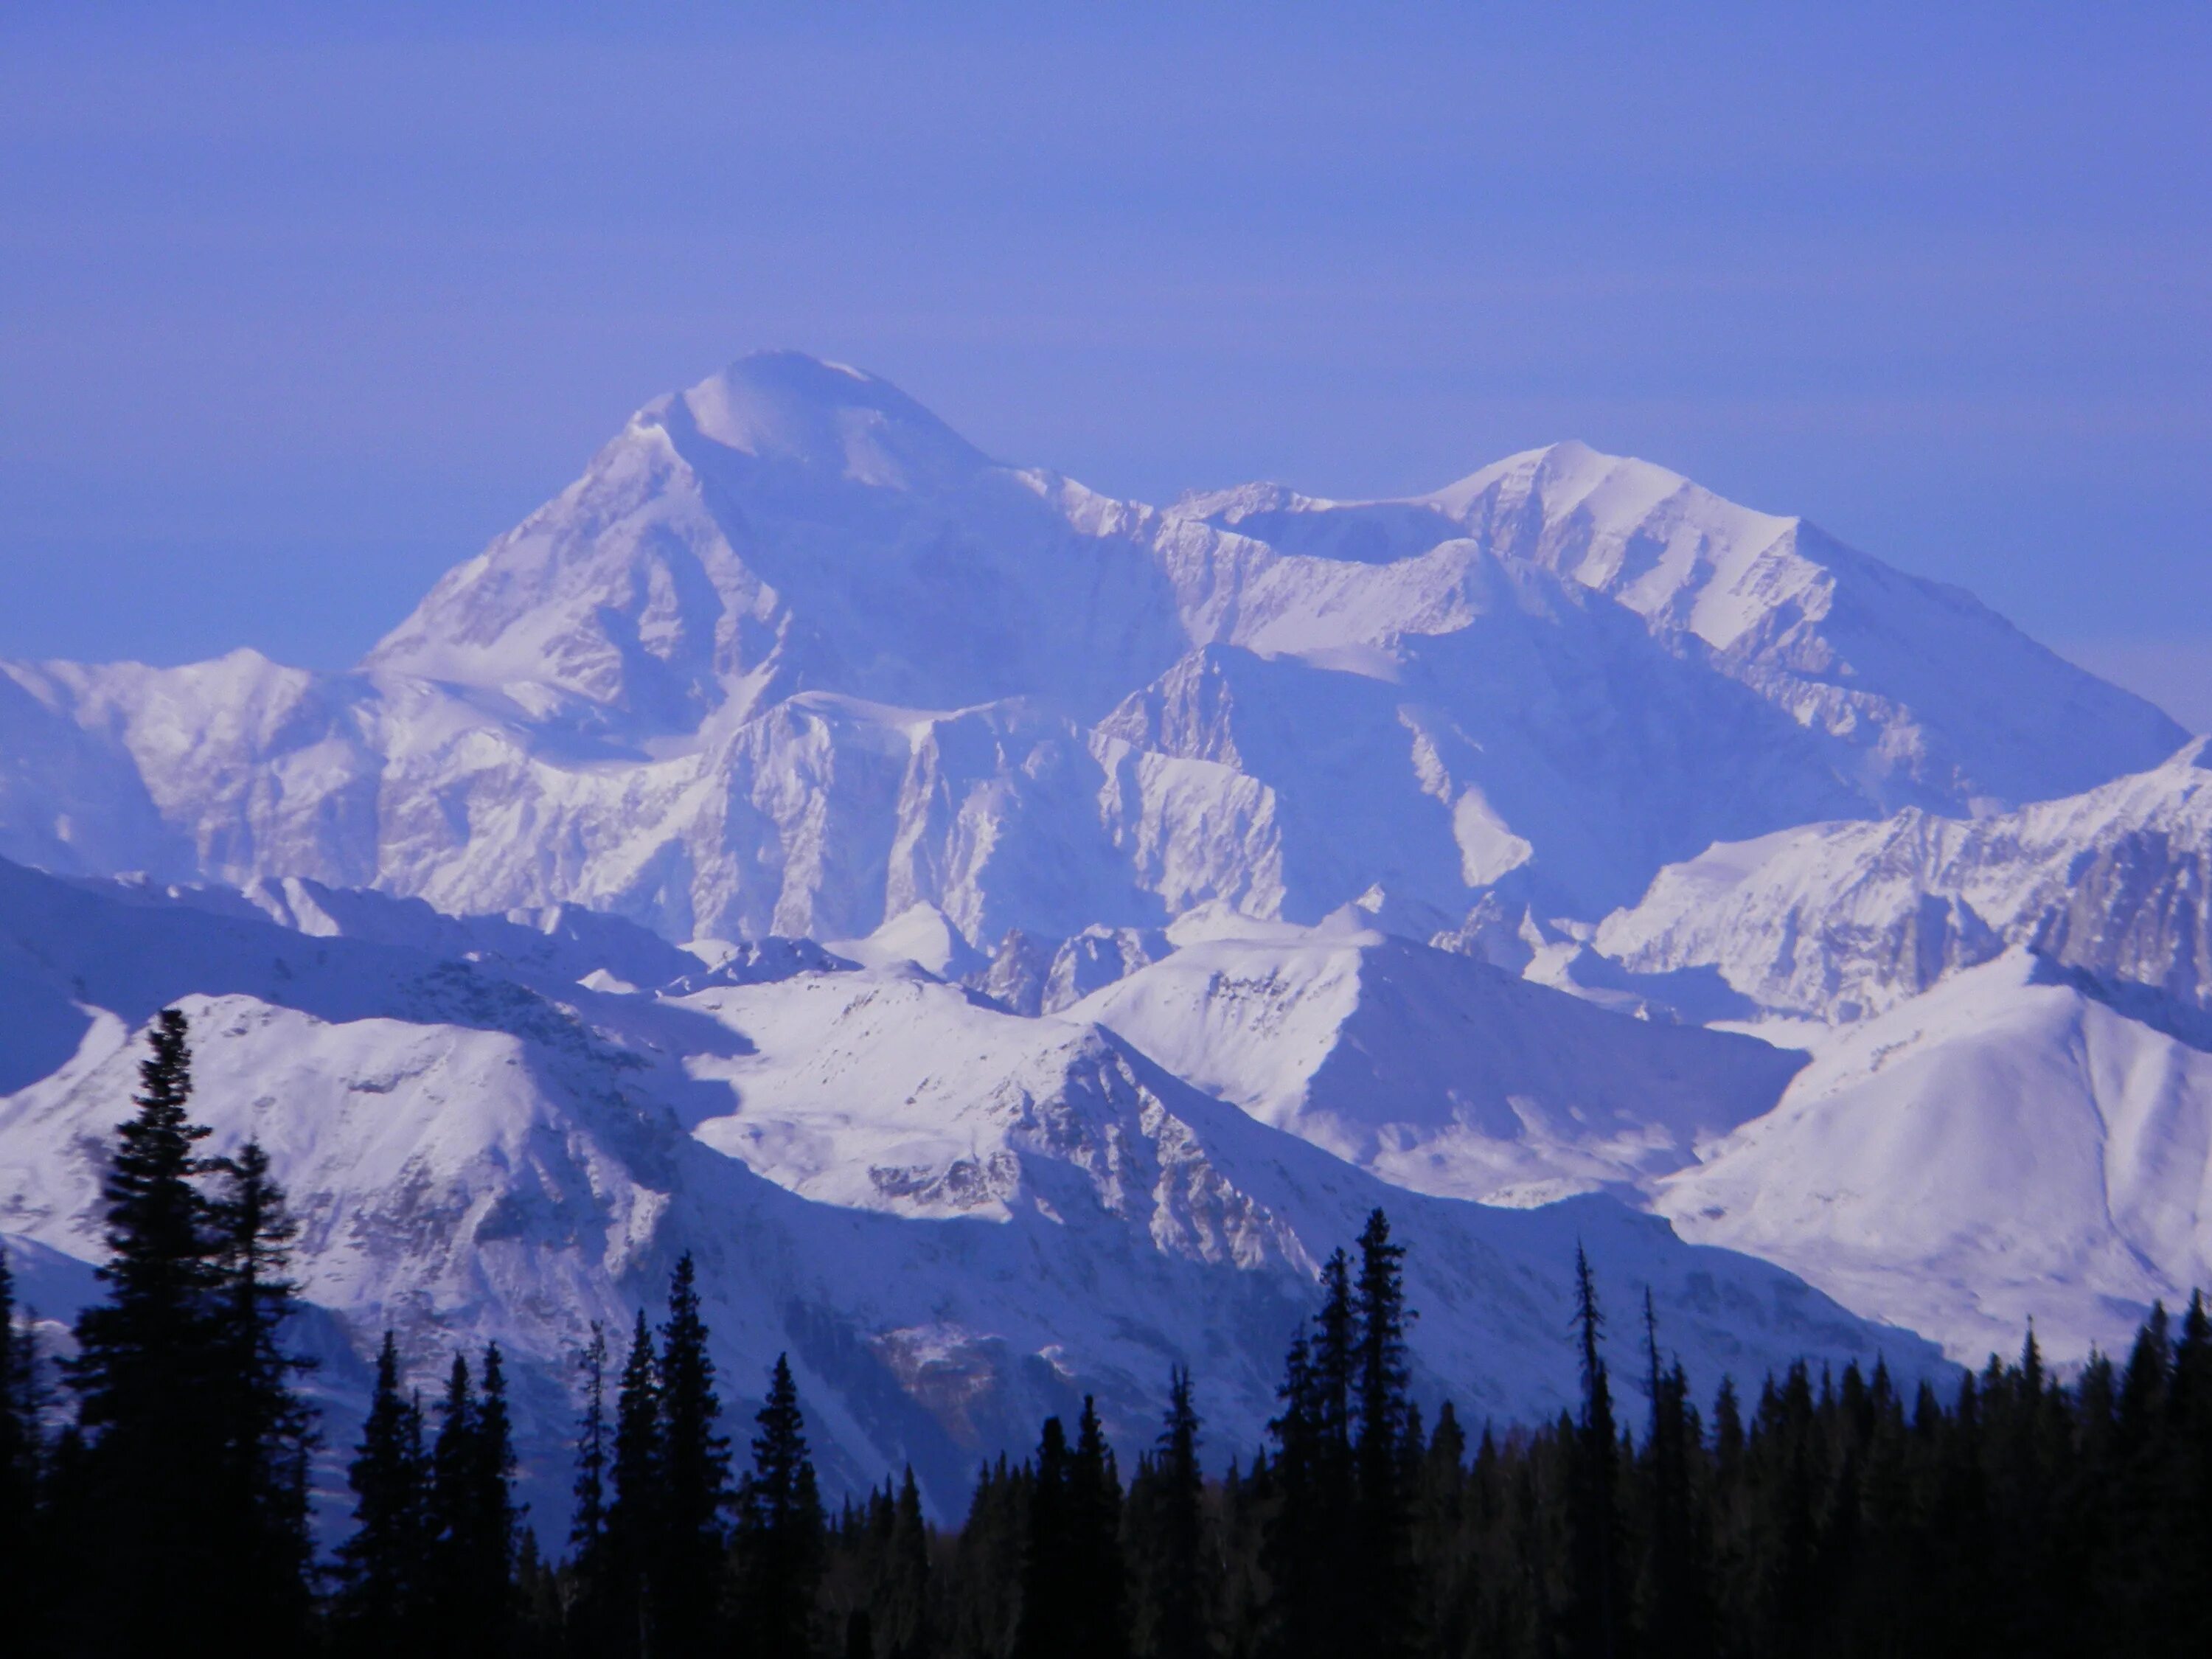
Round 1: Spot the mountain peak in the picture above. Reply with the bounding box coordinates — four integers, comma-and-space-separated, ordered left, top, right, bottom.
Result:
656, 350, 992, 492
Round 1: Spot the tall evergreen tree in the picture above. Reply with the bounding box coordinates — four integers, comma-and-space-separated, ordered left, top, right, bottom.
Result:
1265, 1251, 1362, 1659
1635, 1293, 1708, 1659
1352, 1208, 1415, 1659
415, 1342, 520, 1654
64, 1007, 224, 1647
568, 1322, 615, 1652
606, 1308, 662, 1658
428, 1351, 480, 1650
204, 1138, 318, 1646
338, 1331, 431, 1650
1566, 1245, 1622, 1659
736, 1352, 826, 1659
1015, 1414, 1078, 1659
1132, 1366, 1206, 1659
655, 1253, 730, 1655
884, 1463, 933, 1659
0, 1250, 41, 1633
1068, 1395, 1129, 1659
470, 1343, 521, 1645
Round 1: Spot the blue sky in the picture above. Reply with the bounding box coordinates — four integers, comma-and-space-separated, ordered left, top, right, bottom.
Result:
3, 5, 2208, 723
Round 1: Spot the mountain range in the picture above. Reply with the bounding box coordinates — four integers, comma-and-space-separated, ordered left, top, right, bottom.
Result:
3, 350, 2203, 1520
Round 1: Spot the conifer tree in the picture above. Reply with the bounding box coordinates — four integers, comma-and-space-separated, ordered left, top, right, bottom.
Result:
947, 1454, 1028, 1658
428, 1350, 481, 1650
0, 1250, 41, 1632
1068, 1395, 1128, 1659
204, 1138, 318, 1645
1265, 1251, 1362, 1659
2168, 1293, 2212, 1627
1566, 1245, 1621, 1659
2108, 1299, 2179, 1649
606, 1307, 662, 1657
414, 1343, 521, 1653
1414, 1402, 1474, 1658
65, 1007, 224, 1646
884, 1463, 933, 1658
339, 1331, 431, 1649
1312, 1249, 1357, 1475
1015, 1413, 1077, 1659
568, 1322, 615, 1652
1132, 1366, 1206, 1659
736, 1352, 826, 1658
1635, 1293, 1708, 1659
656, 1252, 731, 1654
469, 1342, 521, 1646
1352, 1208, 1414, 1659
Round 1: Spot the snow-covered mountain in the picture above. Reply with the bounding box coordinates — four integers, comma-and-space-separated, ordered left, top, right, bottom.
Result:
1071, 906, 1804, 1208
1596, 737, 2212, 1025
1656, 949, 2212, 1365
0, 855, 1939, 1523
4, 347, 2207, 1498
0, 352, 2181, 944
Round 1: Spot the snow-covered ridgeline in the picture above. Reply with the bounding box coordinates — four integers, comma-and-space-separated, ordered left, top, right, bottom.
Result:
1596, 738, 2212, 1024
0, 856, 1941, 1524
0, 353, 2183, 949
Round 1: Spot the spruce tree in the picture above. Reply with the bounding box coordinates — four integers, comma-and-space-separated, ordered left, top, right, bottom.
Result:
0, 1250, 41, 1634
1415, 1402, 1474, 1658
65, 1007, 224, 1646
736, 1352, 826, 1658
428, 1350, 491, 1653
655, 1253, 730, 1653
1265, 1250, 1365, 1659
470, 1342, 521, 1646
204, 1138, 318, 1645
1133, 1366, 1206, 1659
339, 1331, 431, 1649
885, 1463, 933, 1658
947, 1454, 1028, 1658
568, 1323, 615, 1652
1567, 1245, 1622, 1659
1635, 1294, 1708, 1659
606, 1307, 661, 1657
1068, 1395, 1128, 1659
1352, 1208, 1414, 1659
1015, 1414, 1077, 1659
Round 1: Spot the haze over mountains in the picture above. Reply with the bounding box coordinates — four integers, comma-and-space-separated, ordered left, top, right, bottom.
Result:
3, 350, 2205, 1514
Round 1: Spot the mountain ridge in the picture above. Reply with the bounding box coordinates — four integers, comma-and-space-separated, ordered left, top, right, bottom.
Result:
0, 350, 2182, 946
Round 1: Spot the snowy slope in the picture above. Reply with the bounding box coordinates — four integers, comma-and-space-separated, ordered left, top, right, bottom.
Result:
1658, 950, 2212, 1363
1346, 440, 2177, 810
1597, 739, 2212, 1023
1071, 911, 1805, 1207
0, 855, 1944, 1523
0, 354, 2180, 945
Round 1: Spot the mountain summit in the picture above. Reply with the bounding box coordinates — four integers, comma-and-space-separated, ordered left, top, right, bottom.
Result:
0, 352, 2184, 939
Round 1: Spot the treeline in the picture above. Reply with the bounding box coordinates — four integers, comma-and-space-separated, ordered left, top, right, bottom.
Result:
6, 1010, 2212, 1657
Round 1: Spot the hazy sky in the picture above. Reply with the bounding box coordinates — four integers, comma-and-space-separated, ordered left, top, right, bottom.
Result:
4, 5, 2208, 723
